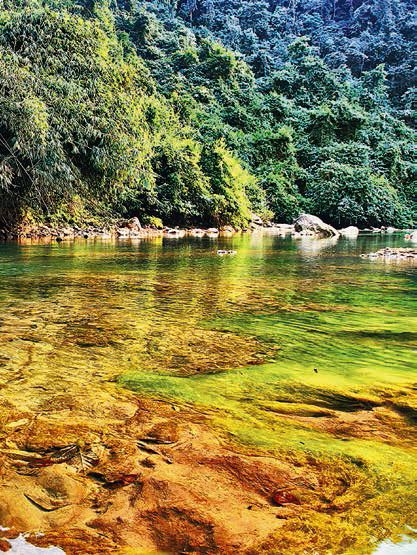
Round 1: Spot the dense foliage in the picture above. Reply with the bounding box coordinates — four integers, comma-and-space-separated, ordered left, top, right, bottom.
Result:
0, 0, 256, 227
176, 0, 416, 115
0, 0, 415, 228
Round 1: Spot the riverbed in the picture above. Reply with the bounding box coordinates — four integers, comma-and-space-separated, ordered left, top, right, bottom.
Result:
0, 232, 416, 554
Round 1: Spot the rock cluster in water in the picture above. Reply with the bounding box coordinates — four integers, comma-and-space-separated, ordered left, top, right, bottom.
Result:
0, 214, 273, 241
0, 217, 157, 241
361, 247, 417, 261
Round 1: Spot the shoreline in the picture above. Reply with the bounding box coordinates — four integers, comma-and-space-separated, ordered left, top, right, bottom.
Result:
0, 221, 412, 243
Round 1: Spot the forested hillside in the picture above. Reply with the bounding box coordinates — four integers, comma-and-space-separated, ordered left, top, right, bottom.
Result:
176, 0, 416, 112
0, 0, 415, 229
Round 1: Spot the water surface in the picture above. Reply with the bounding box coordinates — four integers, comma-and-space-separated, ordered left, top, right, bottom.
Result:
0, 232, 416, 554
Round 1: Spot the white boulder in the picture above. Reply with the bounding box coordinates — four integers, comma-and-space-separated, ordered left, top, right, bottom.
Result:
339, 226, 359, 237
294, 214, 339, 238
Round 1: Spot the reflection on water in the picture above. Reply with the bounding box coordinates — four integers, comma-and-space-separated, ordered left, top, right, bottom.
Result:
0, 232, 416, 554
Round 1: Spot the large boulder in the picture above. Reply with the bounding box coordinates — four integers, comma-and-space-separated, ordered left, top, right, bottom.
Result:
294, 214, 339, 238
339, 226, 359, 237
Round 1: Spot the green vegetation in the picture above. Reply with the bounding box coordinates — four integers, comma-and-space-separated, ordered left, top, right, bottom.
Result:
0, 0, 415, 228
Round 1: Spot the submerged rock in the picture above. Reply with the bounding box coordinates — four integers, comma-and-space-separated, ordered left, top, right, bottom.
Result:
294, 214, 339, 238
361, 247, 417, 261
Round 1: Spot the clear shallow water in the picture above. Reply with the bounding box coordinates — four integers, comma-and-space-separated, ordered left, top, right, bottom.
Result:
0, 232, 416, 554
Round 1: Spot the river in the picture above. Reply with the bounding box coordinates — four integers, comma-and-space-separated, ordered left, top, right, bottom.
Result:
0, 232, 416, 554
